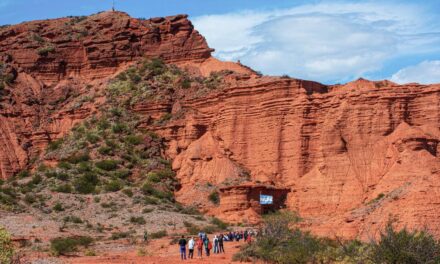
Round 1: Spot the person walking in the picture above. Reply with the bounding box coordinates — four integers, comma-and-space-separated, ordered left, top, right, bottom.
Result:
219, 234, 225, 253
204, 236, 211, 257
188, 237, 195, 259
178, 235, 187, 260
143, 231, 148, 243
244, 230, 248, 242
196, 237, 204, 259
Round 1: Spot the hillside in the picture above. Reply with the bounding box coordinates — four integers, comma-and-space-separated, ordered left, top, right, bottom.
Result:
0, 10, 439, 256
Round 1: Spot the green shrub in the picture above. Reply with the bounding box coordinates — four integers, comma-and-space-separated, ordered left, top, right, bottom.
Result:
47, 139, 64, 151
130, 216, 146, 225
98, 146, 113, 156
58, 161, 72, 170
150, 230, 167, 239
111, 123, 126, 133
125, 135, 143, 145
97, 119, 110, 130
181, 78, 191, 89
143, 58, 166, 76
141, 182, 173, 201
111, 231, 131, 240
56, 172, 69, 181
113, 169, 131, 179
0, 226, 14, 263
24, 193, 36, 204
95, 160, 118, 171
16, 170, 30, 178
144, 196, 159, 205
65, 153, 90, 164
147, 172, 161, 183
233, 212, 321, 264
142, 207, 154, 213
55, 183, 72, 193
74, 172, 98, 194
45, 170, 58, 178
53, 202, 64, 212
77, 161, 92, 173
86, 133, 100, 144
64, 215, 83, 224
31, 174, 42, 185
104, 179, 123, 192
141, 182, 155, 195
37, 45, 55, 56
370, 221, 440, 264
208, 191, 219, 205
50, 236, 93, 256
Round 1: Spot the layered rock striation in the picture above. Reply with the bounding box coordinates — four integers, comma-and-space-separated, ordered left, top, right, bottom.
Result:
0, 12, 439, 239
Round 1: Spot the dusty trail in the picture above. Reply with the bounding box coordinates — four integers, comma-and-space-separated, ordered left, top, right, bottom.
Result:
68, 237, 247, 264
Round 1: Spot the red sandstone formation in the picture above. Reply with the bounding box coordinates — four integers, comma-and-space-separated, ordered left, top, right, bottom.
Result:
0, 11, 213, 178
0, 12, 439, 240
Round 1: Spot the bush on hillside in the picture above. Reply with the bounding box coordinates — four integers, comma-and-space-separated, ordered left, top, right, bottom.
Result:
208, 191, 219, 205
95, 160, 118, 171
0, 226, 14, 263
370, 221, 440, 264
150, 230, 167, 239
50, 236, 93, 256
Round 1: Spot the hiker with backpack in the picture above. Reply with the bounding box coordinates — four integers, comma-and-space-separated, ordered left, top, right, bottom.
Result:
204, 235, 212, 256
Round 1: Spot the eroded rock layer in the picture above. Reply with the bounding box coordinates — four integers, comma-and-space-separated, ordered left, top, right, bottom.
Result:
159, 77, 440, 239
0, 12, 439, 239
0, 11, 212, 179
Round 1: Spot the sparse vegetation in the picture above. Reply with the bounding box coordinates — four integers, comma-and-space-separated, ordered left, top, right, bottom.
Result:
0, 226, 14, 263
233, 213, 440, 264
150, 230, 167, 239
50, 236, 93, 256
208, 191, 219, 205
53, 202, 64, 212
130, 216, 146, 225
37, 45, 56, 56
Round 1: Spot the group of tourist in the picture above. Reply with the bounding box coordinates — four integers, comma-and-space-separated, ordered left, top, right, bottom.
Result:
178, 230, 255, 260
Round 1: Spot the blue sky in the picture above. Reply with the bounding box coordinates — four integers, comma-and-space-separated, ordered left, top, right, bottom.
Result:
0, 0, 439, 84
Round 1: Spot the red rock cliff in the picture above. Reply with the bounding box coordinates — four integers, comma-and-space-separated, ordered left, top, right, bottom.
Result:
0, 11, 213, 179
0, 12, 439, 240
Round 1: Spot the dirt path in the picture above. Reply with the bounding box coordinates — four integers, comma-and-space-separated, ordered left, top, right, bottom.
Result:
68, 238, 247, 264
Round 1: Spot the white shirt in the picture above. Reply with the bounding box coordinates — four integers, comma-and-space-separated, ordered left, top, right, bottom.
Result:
188, 239, 195, 249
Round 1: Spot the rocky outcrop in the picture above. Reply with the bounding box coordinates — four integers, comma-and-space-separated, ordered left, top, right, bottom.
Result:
0, 12, 439, 240
0, 11, 213, 179
0, 11, 212, 84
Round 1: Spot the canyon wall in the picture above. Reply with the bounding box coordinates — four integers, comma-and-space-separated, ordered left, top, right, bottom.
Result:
160, 77, 440, 239
0, 12, 439, 239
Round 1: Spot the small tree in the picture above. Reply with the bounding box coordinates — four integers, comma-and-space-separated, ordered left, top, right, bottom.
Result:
0, 226, 14, 264
370, 221, 440, 264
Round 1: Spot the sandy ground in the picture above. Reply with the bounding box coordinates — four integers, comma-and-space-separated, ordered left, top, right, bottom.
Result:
64, 237, 247, 264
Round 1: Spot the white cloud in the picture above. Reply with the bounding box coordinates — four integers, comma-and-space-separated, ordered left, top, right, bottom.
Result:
390, 60, 440, 84
193, 2, 440, 83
